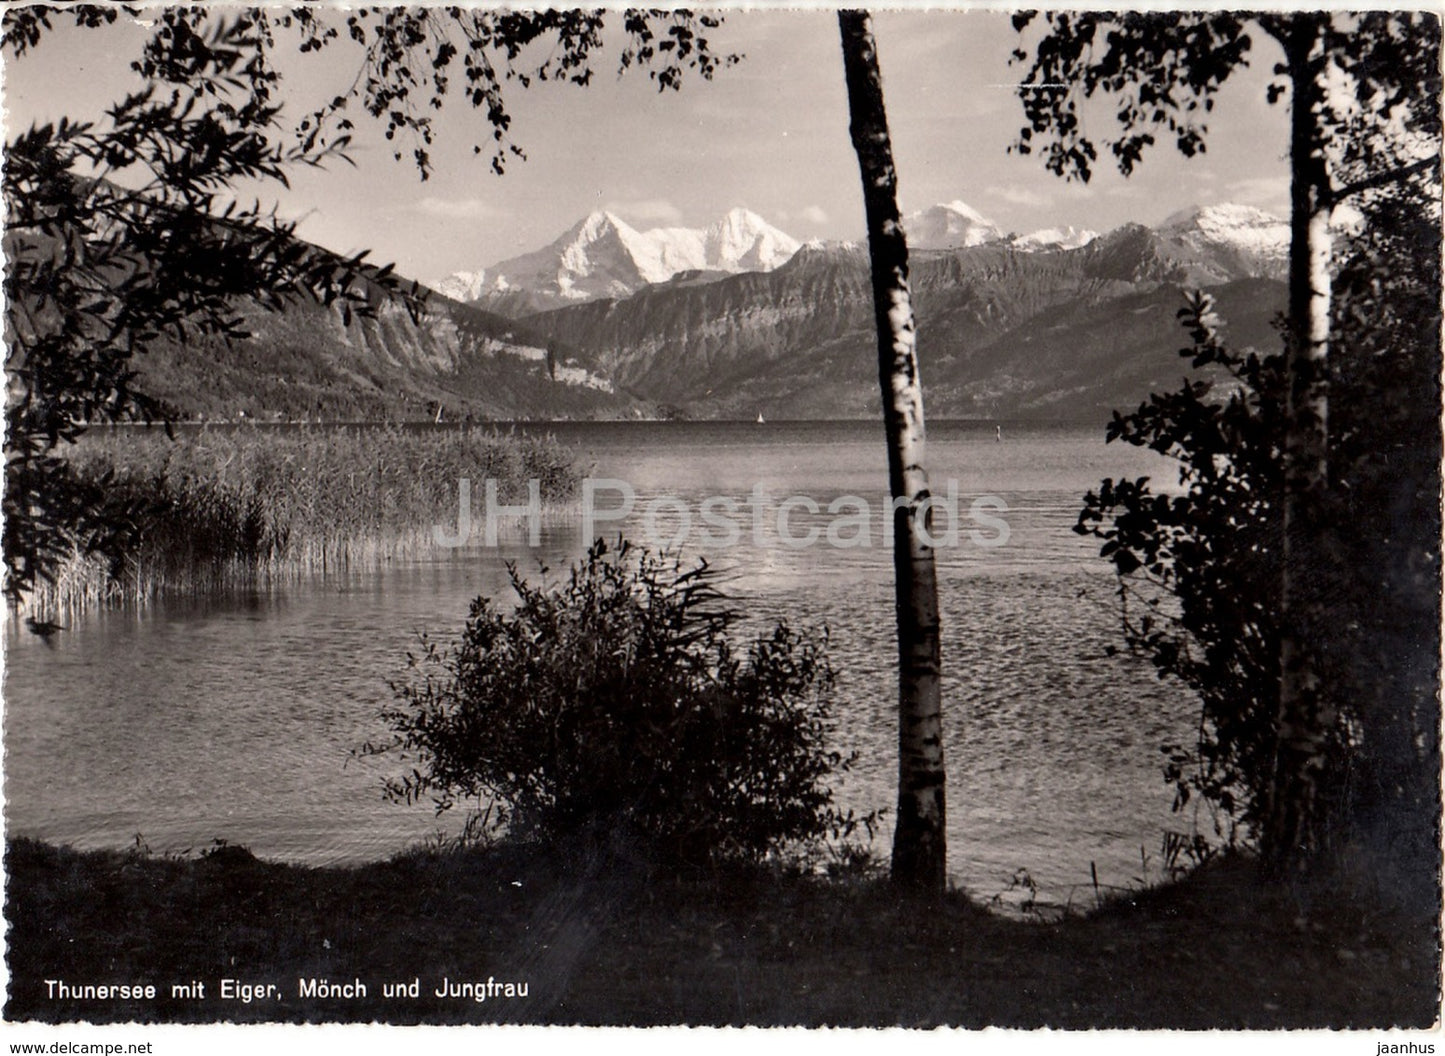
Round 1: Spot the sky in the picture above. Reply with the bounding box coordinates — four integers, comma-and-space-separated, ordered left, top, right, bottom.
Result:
2, 7, 1292, 284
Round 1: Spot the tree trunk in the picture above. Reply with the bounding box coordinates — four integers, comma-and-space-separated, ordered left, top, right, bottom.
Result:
838, 9, 947, 893
1266, 14, 1337, 875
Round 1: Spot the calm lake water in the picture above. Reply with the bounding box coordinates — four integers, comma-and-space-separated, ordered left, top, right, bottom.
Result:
4, 419, 1199, 906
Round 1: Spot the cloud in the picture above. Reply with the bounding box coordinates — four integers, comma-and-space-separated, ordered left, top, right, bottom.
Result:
606, 198, 684, 226
409, 197, 500, 221
1225, 176, 1290, 210
778, 204, 830, 226
985, 186, 1052, 209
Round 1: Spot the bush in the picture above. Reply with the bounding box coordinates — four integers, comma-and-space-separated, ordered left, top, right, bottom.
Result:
375, 538, 861, 868
1075, 292, 1286, 845
1077, 189, 1441, 889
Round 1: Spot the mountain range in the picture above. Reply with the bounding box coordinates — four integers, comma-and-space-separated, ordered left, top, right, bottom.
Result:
131, 200, 1291, 422
435, 200, 1117, 312
433, 207, 801, 314
516, 204, 1287, 420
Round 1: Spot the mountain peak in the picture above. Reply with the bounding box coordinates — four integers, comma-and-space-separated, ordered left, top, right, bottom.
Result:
451, 208, 801, 310
938, 199, 992, 223
1160, 201, 1282, 227
718, 205, 767, 226
1156, 202, 1288, 279
1013, 225, 1100, 252
704, 208, 799, 271
906, 199, 1003, 250
705, 207, 772, 245
574, 210, 634, 238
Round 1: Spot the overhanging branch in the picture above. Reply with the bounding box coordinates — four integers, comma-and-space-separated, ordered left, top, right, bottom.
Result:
1333, 155, 1440, 203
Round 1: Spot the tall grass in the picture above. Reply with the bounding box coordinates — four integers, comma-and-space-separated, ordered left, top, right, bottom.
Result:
25, 425, 578, 620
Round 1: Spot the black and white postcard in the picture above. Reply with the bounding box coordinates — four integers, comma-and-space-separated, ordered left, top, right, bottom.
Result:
3, 4, 1440, 1051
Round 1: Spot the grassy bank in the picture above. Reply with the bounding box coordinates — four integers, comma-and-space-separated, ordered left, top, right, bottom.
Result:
27, 426, 577, 619
4, 838, 1437, 1027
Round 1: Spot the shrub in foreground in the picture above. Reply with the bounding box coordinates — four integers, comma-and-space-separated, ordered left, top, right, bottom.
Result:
375, 538, 862, 868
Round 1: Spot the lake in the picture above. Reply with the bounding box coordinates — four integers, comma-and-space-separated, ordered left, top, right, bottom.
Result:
3, 419, 1201, 908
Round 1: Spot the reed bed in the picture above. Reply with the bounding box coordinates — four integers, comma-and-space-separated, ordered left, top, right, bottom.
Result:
25, 425, 578, 620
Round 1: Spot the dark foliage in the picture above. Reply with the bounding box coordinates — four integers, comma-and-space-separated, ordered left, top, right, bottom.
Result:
1077, 199, 1442, 892
7, 837, 1439, 1026
3, 6, 737, 609
269, 7, 739, 179
1009, 11, 1253, 181
2, 11, 420, 607
1318, 191, 1442, 894
1022, 8, 1441, 887
1009, 12, 1440, 185
374, 539, 863, 868
1076, 293, 1288, 842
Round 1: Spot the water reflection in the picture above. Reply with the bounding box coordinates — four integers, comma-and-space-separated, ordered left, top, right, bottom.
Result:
4, 420, 1195, 904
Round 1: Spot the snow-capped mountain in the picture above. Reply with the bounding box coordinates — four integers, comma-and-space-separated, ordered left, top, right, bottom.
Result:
607, 207, 802, 282
904, 200, 1004, 250
499, 210, 657, 301
431, 270, 492, 303
703, 208, 801, 271
798, 237, 864, 254
528, 200, 1288, 422
433, 208, 800, 310
1013, 225, 1099, 252
1155, 203, 1288, 278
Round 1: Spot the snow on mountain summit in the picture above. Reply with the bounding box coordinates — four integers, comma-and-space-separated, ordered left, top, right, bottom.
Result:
431, 270, 491, 303
1013, 225, 1099, 252
430, 199, 1292, 308
940, 199, 993, 223
905, 200, 1004, 249
1156, 203, 1288, 273
430, 211, 648, 304
704, 207, 800, 271
435, 208, 800, 307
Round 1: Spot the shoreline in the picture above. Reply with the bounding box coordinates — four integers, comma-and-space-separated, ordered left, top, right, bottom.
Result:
5, 837, 1437, 1028
22, 426, 578, 622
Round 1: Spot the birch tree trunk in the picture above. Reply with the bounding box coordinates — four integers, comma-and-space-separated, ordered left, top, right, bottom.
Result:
838, 9, 946, 892
1267, 15, 1338, 874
